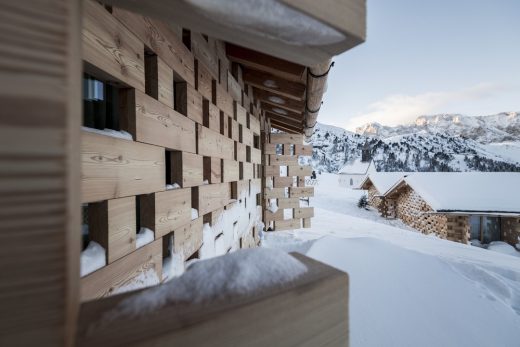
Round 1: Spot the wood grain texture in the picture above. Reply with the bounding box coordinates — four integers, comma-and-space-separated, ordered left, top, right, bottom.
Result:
278, 198, 300, 209
175, 82, 203, 125
121, 90, 196, 153
212, 80, 234, 116
89, 197, 137, 264
170, 152, 203, 188
83, 0, 145, 91
251, 148, 262, 164
235, 142, 247, 162
274, 219, 301, 231
140, 189, 191, 239
81, 130, 165, 203
270, 133, 304, 144
203, 157, 222, 184
112, 6, 195, 86
294, 144, 313, 156
270, 155, 298, 166
80, 239, 162, 301
174, 217, 203, 260
294, 207, 315, 219
289, 187, 314, 198
195, 59, 213, 101
193, 183, 232, 216
274, 176, 295, 188
222, 160, 240, 183
288, 165, 313, 177
264, 188, 286, 199
197, 124, 234, 160
203, 99, 220, 132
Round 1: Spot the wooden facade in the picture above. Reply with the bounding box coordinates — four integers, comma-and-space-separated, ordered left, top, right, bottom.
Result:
0, 0, 366, 345
80, 1, 274, 299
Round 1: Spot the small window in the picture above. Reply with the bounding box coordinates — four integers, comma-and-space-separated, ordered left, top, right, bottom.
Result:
350, 178, 353, 186
83, 74, 120, 131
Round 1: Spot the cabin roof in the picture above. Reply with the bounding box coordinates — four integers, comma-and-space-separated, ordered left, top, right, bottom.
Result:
359, 172, 411, 193
384, 172, 520, 214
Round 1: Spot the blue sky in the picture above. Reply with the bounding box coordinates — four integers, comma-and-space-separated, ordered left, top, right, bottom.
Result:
319, 0, 520, 130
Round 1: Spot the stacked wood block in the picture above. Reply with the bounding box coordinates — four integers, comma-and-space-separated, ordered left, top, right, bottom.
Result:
262, 133, 314, 231
80, 1, 267, 300
501, 217, 520, 246
367, 184, 383, 210
392, 186, 467, 242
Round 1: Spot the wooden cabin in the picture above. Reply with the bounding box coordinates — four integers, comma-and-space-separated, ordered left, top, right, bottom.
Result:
381, 173, 520, 246
358, 172, 409, 209
0, 0, 366, 346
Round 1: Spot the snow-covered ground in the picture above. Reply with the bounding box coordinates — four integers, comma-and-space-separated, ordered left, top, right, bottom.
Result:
263, 173, 520, 347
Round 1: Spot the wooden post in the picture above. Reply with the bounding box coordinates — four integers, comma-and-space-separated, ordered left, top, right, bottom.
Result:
0, 0, 81, 345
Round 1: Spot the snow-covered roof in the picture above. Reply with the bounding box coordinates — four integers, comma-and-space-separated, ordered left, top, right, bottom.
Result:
360, 172, 411, 193
385, 172, 520, 214
338, 159, 372, 175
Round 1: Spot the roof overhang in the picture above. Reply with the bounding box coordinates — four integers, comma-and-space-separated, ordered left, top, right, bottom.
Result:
101, 0, 366, 136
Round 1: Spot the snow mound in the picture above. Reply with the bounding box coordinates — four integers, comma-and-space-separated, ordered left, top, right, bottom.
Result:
165, 183, 181, 190
136, 227, 154, 249
488, 241, 520, 257
81, 241, 106, 277
191, 208, 199, 220
101, 248, 307, 322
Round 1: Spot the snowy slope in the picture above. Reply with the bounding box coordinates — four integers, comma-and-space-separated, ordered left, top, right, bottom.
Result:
263, 173, 520, 347
310, 121, 520, 173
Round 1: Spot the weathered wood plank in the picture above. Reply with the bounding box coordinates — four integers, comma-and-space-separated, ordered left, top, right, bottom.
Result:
274, 219, 301, 231
195, 59, 213, 101
193, 183, 232, 216
83, 0, 145, 91
89, 196, 137, 264
81, 131, 164, 203
197, 124, 234, 160
289, 187, 314, 198
176, 82, 203, 125
170, 152, 203, 188
203, 157, 222, 184
80, 239, 162, 301
274, 176, 295, 188
270, 155, 298, 166
222, 159, 240, 183
264, 188, 286, 199
140, 189, 191, 239
203, 99, 220, 132
121, 90, 196, 153
288, 165, 313, 177
294, 144, 313, 156
278, 198, 300, 209
174, 217, 203, 261
294, 207, 315, 219
112, 7, 195, 86
270, 133, 304, 144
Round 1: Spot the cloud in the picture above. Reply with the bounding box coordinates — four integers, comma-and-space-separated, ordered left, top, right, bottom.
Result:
344, 82, 517, 130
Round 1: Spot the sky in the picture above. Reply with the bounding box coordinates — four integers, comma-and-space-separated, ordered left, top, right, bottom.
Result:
319, 0, 520, 131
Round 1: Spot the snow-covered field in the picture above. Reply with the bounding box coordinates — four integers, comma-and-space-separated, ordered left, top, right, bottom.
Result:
263, 173, 520, 347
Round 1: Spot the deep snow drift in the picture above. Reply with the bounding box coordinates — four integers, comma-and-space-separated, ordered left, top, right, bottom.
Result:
263, 173, 520, 347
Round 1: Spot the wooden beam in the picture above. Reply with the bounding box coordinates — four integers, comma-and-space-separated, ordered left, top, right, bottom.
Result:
265, 111, 303, 125
227, 44, 306, 82
243, 68, 306, 101
262, 104, 303, 120
270, 121, 301, 134
253, 88, 304, 114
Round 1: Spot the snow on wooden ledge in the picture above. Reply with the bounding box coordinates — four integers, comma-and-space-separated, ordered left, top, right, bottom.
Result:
76, 252, 349, 347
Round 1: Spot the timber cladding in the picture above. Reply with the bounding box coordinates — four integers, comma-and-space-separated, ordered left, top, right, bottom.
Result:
80, 0, 268, 300
392, 186, 468, 243
263, 133, 315, 231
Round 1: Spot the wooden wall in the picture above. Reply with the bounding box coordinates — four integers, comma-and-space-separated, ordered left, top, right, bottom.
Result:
388, 186, 468, 243
0, 0, 81, 345
263, 133, 314, 230
501, 217, 520, 246
80, 1, 267, 300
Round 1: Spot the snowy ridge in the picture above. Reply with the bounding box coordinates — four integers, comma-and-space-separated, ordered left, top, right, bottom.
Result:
355, 112, 520, 144
310, 120, 520, 173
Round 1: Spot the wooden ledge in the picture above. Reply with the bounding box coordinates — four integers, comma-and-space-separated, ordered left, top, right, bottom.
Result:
76, 253, 349, 347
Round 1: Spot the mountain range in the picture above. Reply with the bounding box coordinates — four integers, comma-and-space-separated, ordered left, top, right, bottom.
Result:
307, 112, 520, 173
